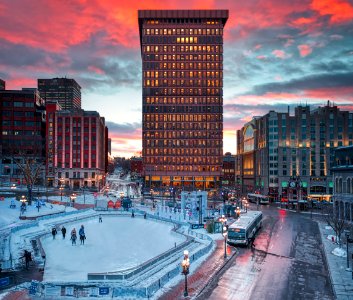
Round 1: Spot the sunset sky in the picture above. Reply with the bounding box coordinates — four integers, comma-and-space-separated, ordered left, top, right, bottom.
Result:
1, 0, 353, 157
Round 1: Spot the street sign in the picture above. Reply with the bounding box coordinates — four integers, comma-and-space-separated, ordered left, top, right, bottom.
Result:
191, 224, 204, 229
0, 277, 10, 288
99, 287, 109, 295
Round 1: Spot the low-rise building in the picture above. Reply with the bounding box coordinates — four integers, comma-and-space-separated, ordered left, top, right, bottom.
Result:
236, 102, 353, 202
46, 101, 108, 189
332, 145, 353, 223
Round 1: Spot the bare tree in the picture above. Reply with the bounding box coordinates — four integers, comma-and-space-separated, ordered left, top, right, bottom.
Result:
15, 156, 43, 205
323, 202, 348, 247
5, 140, 45, 206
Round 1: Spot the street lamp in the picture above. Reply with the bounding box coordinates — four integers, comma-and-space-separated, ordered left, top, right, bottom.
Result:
59, 186, 64, 203
223, 225, 228, 258
243, 200, 248, 213
70, 193, 76, 208
236, 206, 241, 218
344, 230, 353, 271
219, 215, 228, 258
181, 249, 190, 297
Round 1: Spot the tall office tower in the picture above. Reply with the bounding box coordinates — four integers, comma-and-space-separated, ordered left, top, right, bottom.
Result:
38, 78, 81, 110
138, 10, 228, 190
0, 85, 46, 184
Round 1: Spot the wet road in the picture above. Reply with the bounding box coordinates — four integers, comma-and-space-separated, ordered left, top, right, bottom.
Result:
198, 204, 334, 300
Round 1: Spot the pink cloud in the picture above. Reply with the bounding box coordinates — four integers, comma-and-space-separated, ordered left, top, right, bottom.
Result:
311, 0, 353, 24
272, 49, 290, 59
298, 44, 313, 57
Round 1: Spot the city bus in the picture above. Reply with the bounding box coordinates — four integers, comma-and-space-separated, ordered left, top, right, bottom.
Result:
227, 211, 263, 246
247, 193, 270, 205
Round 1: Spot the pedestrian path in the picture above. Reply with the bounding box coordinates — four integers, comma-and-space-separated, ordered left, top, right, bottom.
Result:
318, 223, 353, 300
158, 239, 236, 300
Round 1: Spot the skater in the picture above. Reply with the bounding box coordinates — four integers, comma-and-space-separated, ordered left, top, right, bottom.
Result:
70, 228, 77, 245
61, 226, 66, 239
79, 225, 86, 245
51, 227, 57, 239
99, 215, 102, 223
21, 250, 32, 270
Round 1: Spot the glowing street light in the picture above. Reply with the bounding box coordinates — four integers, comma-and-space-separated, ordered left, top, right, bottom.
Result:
70, 193, 76, 207
59, 186, 64, 203
223, 225, 228, 259
181, 249, 190, 297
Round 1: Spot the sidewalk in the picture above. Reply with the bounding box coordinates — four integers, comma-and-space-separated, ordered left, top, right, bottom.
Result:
158, 239, 236, 300
318, 223, 353, 300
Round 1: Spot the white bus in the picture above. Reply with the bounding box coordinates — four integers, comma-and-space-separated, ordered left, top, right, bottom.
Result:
227, 211, 263, 246
247, 193, 269, 205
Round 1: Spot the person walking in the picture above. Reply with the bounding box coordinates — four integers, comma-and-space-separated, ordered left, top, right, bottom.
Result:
21, 250, 32, 270
70, 228, 77, 245
51, 227, 57, 239
61, 226, 66, 239
99, 215, 102, 223
79, 225, 86, 245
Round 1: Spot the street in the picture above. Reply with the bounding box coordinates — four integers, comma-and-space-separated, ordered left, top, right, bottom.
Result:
198, 204, 334, 300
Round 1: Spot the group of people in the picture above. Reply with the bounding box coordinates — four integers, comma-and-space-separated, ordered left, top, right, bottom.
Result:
51, 225, 86, 245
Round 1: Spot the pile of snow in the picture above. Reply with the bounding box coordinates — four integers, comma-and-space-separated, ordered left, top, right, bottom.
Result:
0, 197, 72, 227
327, 235, 336, 242
325, 226, 333, 230
332, 247, 347, 257
43, 216, 186, 281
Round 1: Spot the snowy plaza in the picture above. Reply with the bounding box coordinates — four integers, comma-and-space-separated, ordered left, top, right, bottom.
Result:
0, 194, 214, 299
43, 216, 186, 281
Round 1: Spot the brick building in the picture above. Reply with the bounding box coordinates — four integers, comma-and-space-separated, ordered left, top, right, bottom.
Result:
0, 83, 46, 184
46, 102, 107, 189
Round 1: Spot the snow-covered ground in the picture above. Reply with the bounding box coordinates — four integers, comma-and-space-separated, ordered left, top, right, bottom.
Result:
43, 216, 186, 281
0, 197, 73, 228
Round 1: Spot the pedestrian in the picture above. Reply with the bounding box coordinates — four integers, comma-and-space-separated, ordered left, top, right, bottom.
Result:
61, 226, 66, 239
99, 215, 102, 223
249, 236, 256, 249
144, 212, 147, 219
52, 227, 57, 239
71, 228, 77, 245
131, 211, 135, 218
21, 250, 32, 270
79, 225, 86, 245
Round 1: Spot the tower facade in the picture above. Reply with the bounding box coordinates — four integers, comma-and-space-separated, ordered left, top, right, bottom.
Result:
138, 10, 228, 190
38, 78, 81, 110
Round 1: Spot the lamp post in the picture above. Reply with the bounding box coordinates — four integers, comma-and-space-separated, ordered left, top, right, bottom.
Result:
344, 230, 352, 271
219, 215, 228, 258
59, 186, 64, 203
236, 206, 241, 219
223, 225, 228, 259
181, 249, 190, 297
243, 200, 248, 213
70, 193, 76, 208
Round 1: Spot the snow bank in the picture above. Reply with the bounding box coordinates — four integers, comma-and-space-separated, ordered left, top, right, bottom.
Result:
327, 235, 336, 242
332, 247, 347, 257
0, 197, 70, 227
